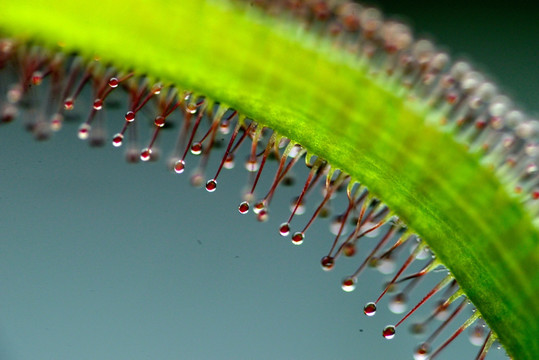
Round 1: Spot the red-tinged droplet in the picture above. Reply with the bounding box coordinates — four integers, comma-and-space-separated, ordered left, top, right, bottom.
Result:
446, 92, 458, 104
190, 142, 202, 155
469, 324, 486, 346
224, 154, 235, 169
475, 119, 487, 129
532, 190, 539, 200
64, 98, 74, 110
291, 232, 304, 246
50, 113, 63, 131
253, 201, 265, 215
153, 84, 162, 95
108, 77, 119, 88
514, 186, 522, 194
140, 148, 152, 161
190, 172, 204, 187
364, 302, 377, 316
321, 256, 334, 271
343, 242, 356, 257
413, 343, 429, 360
125, 111, 135, 122
205, 179, 217, 192
31, 71, 43, 86
257, 209, 269, 222
125, 148, 139, 163
174, 160, 185, 174
77, 123, 91, 140
186, 103, 197, 114
1, 104, 17, 123
7, 84, 22, 104
238, 201, 250, 214
341, 277, 356, 292
382, 325, 396, 339
220, 119, 230, 134
112, 133, 124, 147
245, 159, 259, 172
279, 222, 290, 237
434, 300, 450, 321
154, 116, 165, 127
93, 98, 103, 110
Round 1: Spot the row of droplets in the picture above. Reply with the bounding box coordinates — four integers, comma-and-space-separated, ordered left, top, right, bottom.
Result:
0, 39, 503, 359
240, 0, 539, 224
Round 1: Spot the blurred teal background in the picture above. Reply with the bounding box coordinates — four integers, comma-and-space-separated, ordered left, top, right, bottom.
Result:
1, 1, 537, 359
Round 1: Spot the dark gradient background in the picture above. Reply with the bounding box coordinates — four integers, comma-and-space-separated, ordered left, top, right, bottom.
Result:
1, 1, 537, 359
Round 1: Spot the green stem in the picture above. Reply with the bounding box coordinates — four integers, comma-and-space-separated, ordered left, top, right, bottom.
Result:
1, 0, 538, 358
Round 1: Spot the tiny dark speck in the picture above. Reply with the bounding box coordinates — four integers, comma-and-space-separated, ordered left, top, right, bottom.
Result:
197, 239, 202, 245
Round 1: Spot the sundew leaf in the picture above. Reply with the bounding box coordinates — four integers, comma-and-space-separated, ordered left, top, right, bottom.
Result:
1, 0, 538, 358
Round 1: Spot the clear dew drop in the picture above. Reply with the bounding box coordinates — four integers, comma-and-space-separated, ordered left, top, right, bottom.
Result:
190, 142, 202, 155
290, 197, 306, 215
291, 232, 304, 245
382, 325, 396, 339
363, 302, 377, 316
238, 201, 250, 214
205, 179, 217, 192
112, 133, 124, 147
377, 256, 396, 274
288, 144, 302, 157
414, 246, 431, 260
330, 215, 348, 235
320, 256, 334, 271
174, 159, 185, 174
364, 223, 380, 238
389, 293, 407, 314
77, 123, 91, 140
341, 277, 356, 292
279, 222, 290, 237
140, 148, 152, 161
